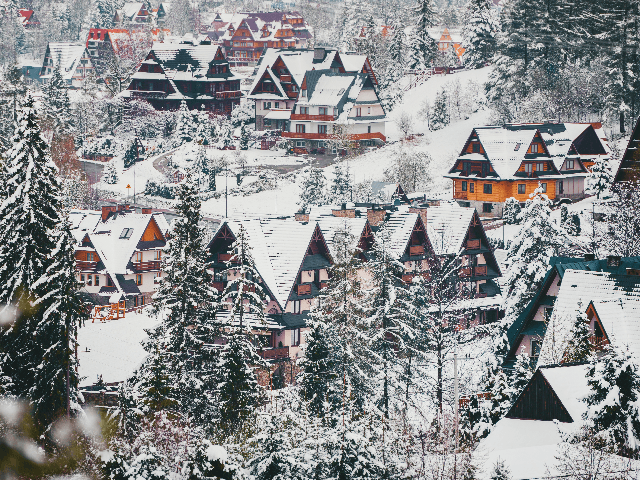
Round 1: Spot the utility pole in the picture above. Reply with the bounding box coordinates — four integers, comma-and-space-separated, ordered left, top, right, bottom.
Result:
454, 352, 459, 452
225, 161, 228, 218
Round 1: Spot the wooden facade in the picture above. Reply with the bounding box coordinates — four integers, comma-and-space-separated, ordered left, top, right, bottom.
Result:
614, 115, 640, 184
507, 369, 574, 423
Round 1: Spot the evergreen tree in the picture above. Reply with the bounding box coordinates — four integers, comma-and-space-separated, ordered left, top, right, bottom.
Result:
102, 161, 119, 184
0, 95, 63, 404
298, 167, 327, 211
239, 121, 250, 151
175, 101, 195, 144
504, 189, 564, 324
503, 197, 521, 225
430, 87, 450, 130
92, 0, 121, 28
588, 157, 614, 199
564, 301, 593, 363
30, 217, 88, 430
584, 344, 640, 456
491, 459, 512, 480
138, 346, 177, 414
144, 175, 218, 423
123, 140, 139, 169
410, 0, 438, 69
329, 163, 351, 204
462, 0, 497, 68
510, 349, 533, 397
43, 65, 73, 137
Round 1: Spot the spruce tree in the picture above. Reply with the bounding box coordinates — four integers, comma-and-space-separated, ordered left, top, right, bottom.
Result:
411, 0, 438, 69
584, 344, 640, 456
30, 217, 87, 430
462, 0, 497, 68
239, 121, 250, 150
43, 66, 73, 137
123, 140, 139, 169
510, 349, 533, 397
430, 87, 450, 130
329, 163, 351, 204
588, 157, 613, 199
564, 301, 593, 363
175, 100, 195, 144
298, 167, 327, 211
0, 95, 63, 402
102, 161, 119, 184
502, 197, 521, 225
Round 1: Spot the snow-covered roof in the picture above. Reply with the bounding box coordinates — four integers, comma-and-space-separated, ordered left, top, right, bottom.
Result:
425, 202, 475, 255
121, 2, 145, 19
474, 126, 538, 179
149, 42, 233, 79
304, 73, 355, 107
591, 298, 640, 360
538, 270, 640, 366
539, 363, 591, 421
68, 210, 101, 242
381, 211, 420, 260
40, 42, 89, 80
308, 206, 368, 258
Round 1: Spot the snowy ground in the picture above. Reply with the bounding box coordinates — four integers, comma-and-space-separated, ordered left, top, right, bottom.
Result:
77, 309, 158, 387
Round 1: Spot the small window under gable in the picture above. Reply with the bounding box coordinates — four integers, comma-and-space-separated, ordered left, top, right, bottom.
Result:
120, 228, 134, 239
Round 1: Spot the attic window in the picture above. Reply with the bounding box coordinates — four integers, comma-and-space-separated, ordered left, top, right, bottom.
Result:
120, 228, 134, 239
338, 88, 345, 95
514, 143, 521, 151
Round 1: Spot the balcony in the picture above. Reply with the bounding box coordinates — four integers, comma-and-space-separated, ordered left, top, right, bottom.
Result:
215, 90, 242, 100
133, 261, 161, 272
279, 74, 292, 83
282, 131, 386, 142
242, 284, 256, 293
297, 284, 312, 295
409, 245, 425, 256
258, 346, 290, 360
318, 281, 329, 290
459, 267, 472, 278
290, 113, 336, 121
453, 191, 468, 200
466, 239, 481, 250
474, 265, 487, 276
218, 253, 233, 263
286, 91, 298, 99
76, 260, 97, 271
402, 272, 431, 284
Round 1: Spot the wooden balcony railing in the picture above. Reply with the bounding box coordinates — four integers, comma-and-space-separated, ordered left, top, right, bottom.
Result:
589, 335, 607, 350
474, 265, 488, 276
319, 281, 329, 290
466, 239, 481, 250
409, 245, 425, 256
282, 131, 386, 142
242, 284, 256, 293
402, 272, 431, 284
212, 281, 225, 292
290, 113, 336, 121
76, 260, 97, 271
297, 284, 312, 295
218, 253, 232, 263
286, 91, 298, 98
133, 261, 161, 272
215, 90, 242, 99
453, 191, 468, 200
459, 267, 472, 278
279, 74, 292, 83
259, 346, 290, 360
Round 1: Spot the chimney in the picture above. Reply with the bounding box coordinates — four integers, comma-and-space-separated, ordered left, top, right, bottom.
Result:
584, 253, 595, 261
142, 208, 152, 214
607, 255, 621, 268
313, 47, 326, 61
367, 207, 386, 227
295, 211, 310, 222
409, 206, 428, 226
101, 205, 117, 222
332, 203, 355, 218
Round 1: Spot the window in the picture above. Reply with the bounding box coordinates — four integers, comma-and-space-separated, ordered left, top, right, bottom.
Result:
318, 125, 327, 134
472, 142, 480, 153
299, 106, 309, 114
318, 141, 325, 148
293, 300, 301, 314
80, 274, 85, 283
263, 101, 271, 110
368, 107, 371, 114
537, 162, 545, 172
461, 181, 467, 192
154, 250, 161, 260
333, 108, 338, 116
557, 180, 564, 194
367, 126, 371, 133
531, 143, 539, 153
291, 328, 301, 346
525, 163, 533, 173
136, 274, 143, 286
566, 159, 575, 170
135, 251, 142, 262
87, 252, 95, 262
355, 107, 361, 117
95, 275, 100, 286
541, 182, 547, 193
483, 203, 493, 213
319, 107, 328, 115
301, 89, 306, 97
483, 183, 492, 194
274, 101, 279, 109
518, 184, 526, 194
120, 228, 133, 239
469, 183, 475, 193
107, 276, 113, 287
543, 307, 553, 322
87, 275, 92, 286
531, 339, 541, 357
295, 140, 305, 147
296, 124, 306, 133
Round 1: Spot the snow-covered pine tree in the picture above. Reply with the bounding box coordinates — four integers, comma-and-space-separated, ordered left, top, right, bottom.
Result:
509, 349, 533, 397
588, 156, 614, 199
30, 216, 88, 430
123, 140, 139, 169
491, 459, 512, 480
383, 146, 431, 193
144, 175, 218, 423
329, 163, 351, 204
175, 101, 195, 144
43, 65, 73, 137
102, 161, 119, 184
462, 0, 497, 69
92, 0, 121, 28
216, 119, 235, 150
503, 188, 564, 324
138, 346, 177, 414
328, 431, 387, 479
410, 0, 438, 70
488, 367, 511, 425
430, 87, 450, 131
564, 301, 593, 364
0, 95, 63, 402
298, 167, 327, 211
502, 197, 521, 225
239, 121, 250, 150
584, 344, 640, 457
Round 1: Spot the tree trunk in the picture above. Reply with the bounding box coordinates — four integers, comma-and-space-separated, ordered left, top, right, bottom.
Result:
437, 343, 443, 414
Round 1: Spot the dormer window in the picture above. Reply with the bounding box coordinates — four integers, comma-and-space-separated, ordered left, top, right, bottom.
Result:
566, 159, 575, 170
531, 143, 539, 153
472, 142, 480, 153
120, 228, 134, 239
301, 89, 306, 97
525, 163, 533, 173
